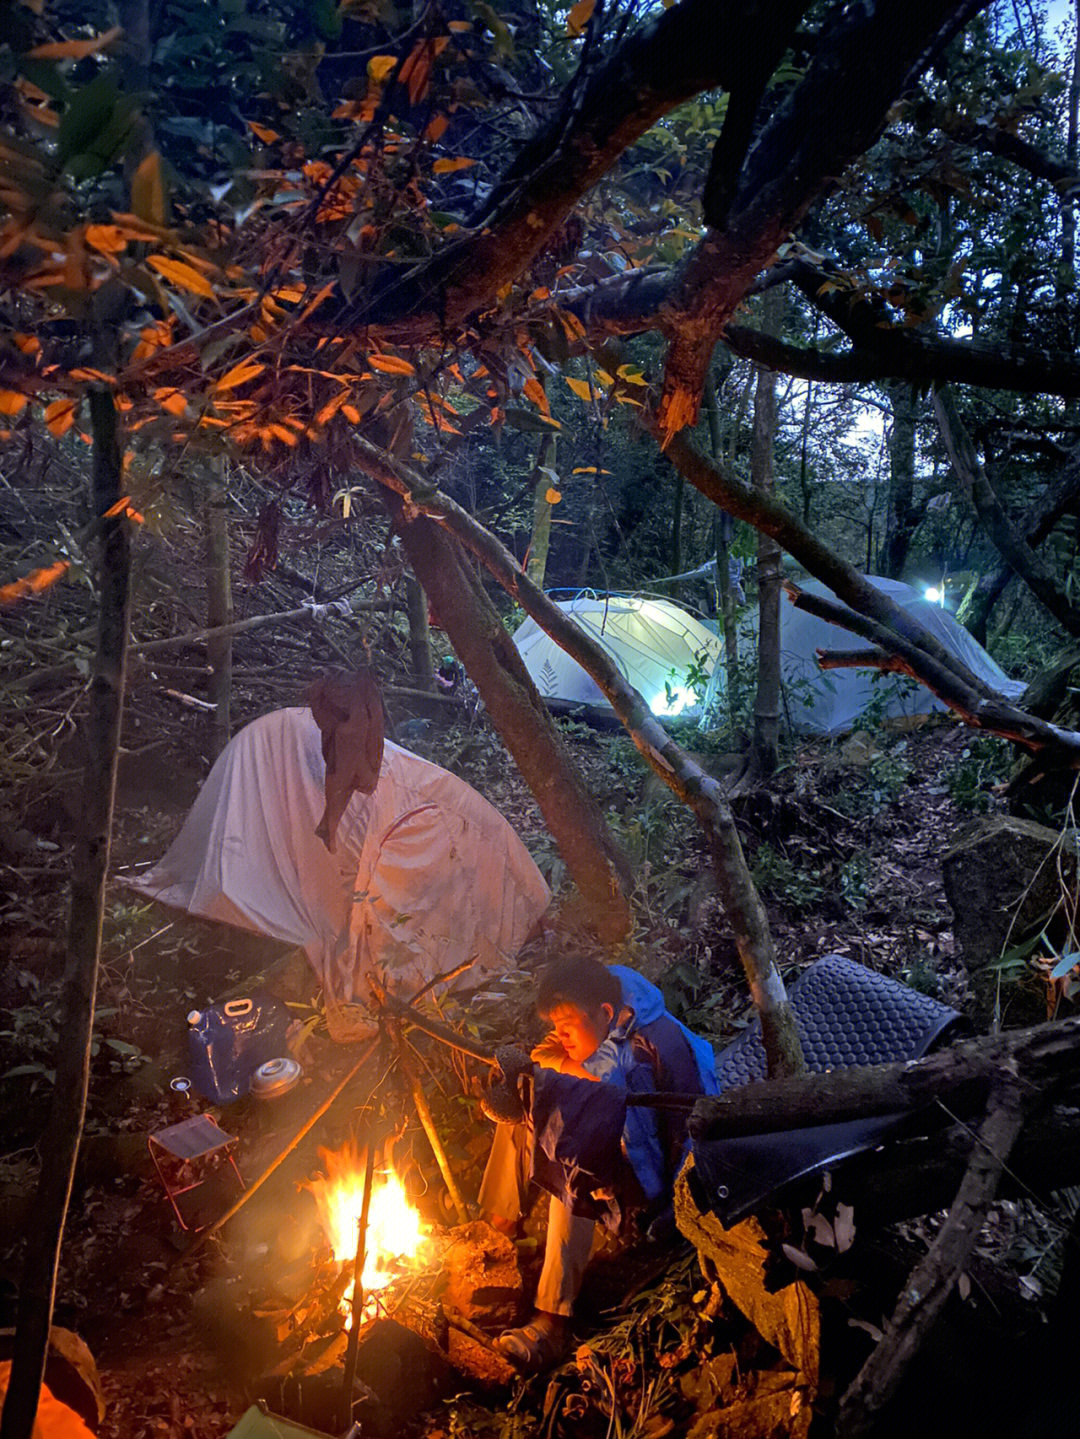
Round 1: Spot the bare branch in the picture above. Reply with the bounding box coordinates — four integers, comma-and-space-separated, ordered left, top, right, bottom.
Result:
348, 434, 806, 1077
655, 0, 991, 430
837, 1070, 1031, 1439
933, 387, 1080, 638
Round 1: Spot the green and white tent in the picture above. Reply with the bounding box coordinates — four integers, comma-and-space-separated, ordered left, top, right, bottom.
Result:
513, 593, 723, 718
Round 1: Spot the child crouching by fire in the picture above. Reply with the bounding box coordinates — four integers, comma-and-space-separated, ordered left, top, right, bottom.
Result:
477, 957, 719, 1372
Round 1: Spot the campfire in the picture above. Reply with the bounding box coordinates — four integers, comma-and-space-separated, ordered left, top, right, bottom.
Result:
304, 1142, 432, 1318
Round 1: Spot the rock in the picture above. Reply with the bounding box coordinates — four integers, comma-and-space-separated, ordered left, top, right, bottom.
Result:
350, 1318, 452, 1437
0, 1327, 105, 1432
837, 732, 879, 768
440, 1220, 523, 1328
942, 815, 1076, 971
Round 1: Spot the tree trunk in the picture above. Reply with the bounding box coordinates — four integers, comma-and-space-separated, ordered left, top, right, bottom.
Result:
957, 565, 1011, 645
704, 377, 739, 722
670, 474, 685, 581
1060, 0, 1080, 323
393, 504, 633, 943
204, 458, 232, 759
525, 431, 557, 589
752, 290, 782, 775
798, 374, 814, 525
0, 387, 130, 1439
361, 447, 803, 1077
404, 574, 435, 688
879, 382, 918, 579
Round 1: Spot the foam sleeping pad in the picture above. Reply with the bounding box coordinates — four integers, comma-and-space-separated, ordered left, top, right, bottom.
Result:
689, 954, 963, 1226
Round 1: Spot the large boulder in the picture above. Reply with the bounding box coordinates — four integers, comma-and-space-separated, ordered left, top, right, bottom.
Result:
942, 815, 1075, 972
440, 1220, 522, 1329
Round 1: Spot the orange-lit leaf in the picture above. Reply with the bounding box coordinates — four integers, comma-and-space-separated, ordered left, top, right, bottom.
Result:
368, 55, 397, 83
45, 398, 77, 436
146, 255, 216, 298
0, 559, 70, 609
215, 361, 266, 392
68, 368, 115, 384
432, 156, 475, 174
29, 26, 122, 59
564, 376, 595, 403
560, 311, 586, 341
523, 376, 549, 415
154, 387, 187, 416
425, 115, 449, 142
131, 152, 167, 226
368, 353, 416, 376
0, 391, 28, 416
103, 496, 145, 524
341, 405, 361, 424
544, 487, 562, 504
247, 121, 280, 144
85, 224, 129, 256
571, 466, 612, 475
566, 0, 596, 37
13, 334, 40, 356
616, 364, 648, 385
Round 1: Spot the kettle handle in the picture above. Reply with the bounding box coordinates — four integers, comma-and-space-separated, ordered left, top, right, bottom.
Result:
223, 998, 253, 1018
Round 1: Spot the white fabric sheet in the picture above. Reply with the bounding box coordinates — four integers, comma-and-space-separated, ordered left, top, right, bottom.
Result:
127, 708, 550, 1004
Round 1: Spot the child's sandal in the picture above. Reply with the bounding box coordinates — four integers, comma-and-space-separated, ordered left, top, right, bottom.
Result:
497, 1317, 568, 1373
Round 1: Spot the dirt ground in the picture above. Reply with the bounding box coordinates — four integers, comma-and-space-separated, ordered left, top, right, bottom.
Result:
1, 563, 1075, 1435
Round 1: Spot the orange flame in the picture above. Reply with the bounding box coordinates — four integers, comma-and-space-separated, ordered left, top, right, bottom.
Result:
305, 1143, 430, 1306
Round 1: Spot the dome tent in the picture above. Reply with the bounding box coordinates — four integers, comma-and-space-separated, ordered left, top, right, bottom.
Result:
125, 708, 550, 1013
703, 575, 1027, 735
513, 593, 724, 718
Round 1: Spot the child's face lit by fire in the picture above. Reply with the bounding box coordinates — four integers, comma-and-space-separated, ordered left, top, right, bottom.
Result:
545, 1001, 613, 1064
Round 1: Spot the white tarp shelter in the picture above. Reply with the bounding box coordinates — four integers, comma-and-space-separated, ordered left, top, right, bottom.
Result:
703, 575, 1027, 735
513, 594, 723, 717
127, 708, 550, 1012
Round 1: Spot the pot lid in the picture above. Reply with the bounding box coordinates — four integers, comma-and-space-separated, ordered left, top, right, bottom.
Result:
250, 1056, 302, 1099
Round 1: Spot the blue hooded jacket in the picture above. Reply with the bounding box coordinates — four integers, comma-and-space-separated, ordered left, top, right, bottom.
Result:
609, 965, 721, 1096
569, 966, 720, 1200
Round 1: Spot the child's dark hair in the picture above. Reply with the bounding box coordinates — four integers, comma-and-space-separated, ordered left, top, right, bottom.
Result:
536, 958, 621, 1018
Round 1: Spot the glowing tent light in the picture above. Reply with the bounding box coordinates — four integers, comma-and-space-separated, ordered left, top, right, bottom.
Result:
651, 686, 696, 717
924, 587, 942, 605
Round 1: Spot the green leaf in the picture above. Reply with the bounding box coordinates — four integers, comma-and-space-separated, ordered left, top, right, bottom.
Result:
17, 57, 71, 104
58, 74, 120, 166
2, 1064, 55, 1082
1050, 950, 1080, 980
503, 406, 560, 432
104, 1038, 143, 1056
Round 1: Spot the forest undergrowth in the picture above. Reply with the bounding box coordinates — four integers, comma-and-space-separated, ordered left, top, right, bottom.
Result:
0, 488, 1073, 1437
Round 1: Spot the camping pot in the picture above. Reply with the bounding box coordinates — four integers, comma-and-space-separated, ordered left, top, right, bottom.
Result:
250, 1057, 305, 1135
250, 1057, 302, 1100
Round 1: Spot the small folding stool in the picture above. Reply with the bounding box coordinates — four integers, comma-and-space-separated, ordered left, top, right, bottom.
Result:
148, 1113, 244, 1231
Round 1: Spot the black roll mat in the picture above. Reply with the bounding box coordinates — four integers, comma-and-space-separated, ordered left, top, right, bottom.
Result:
690, 954, 963, 1226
